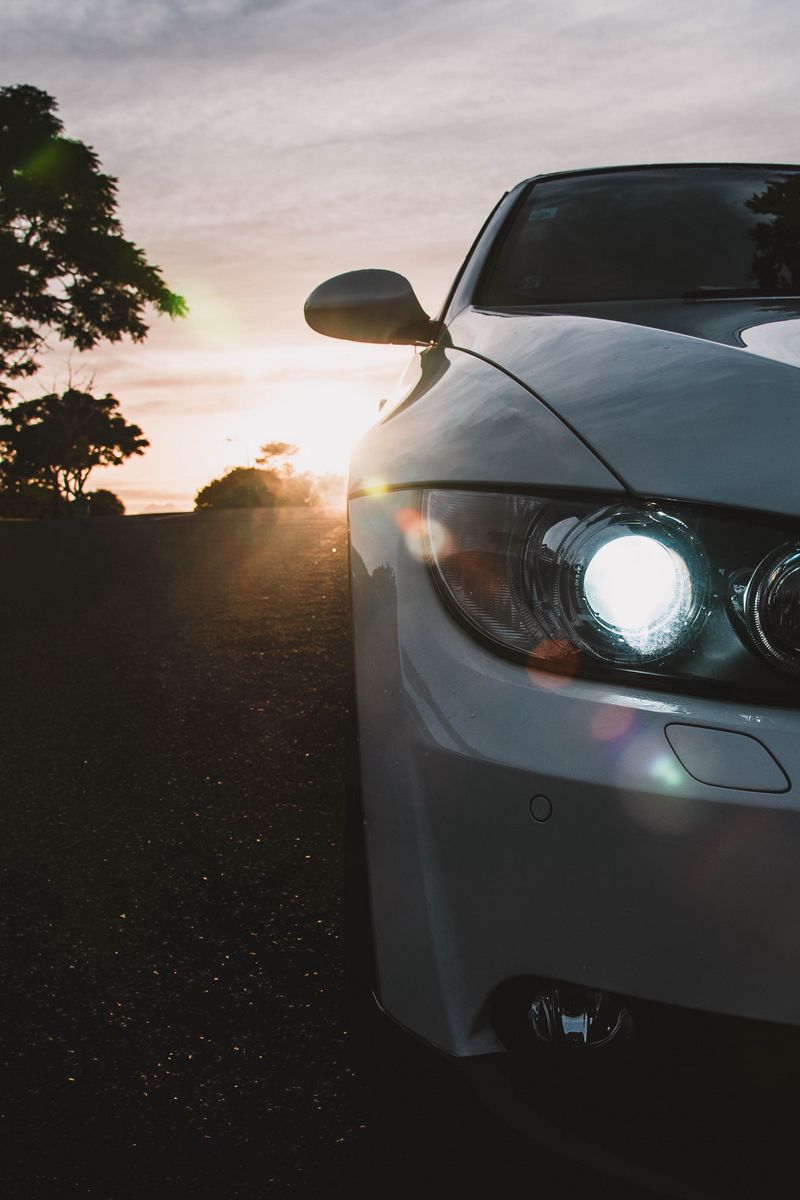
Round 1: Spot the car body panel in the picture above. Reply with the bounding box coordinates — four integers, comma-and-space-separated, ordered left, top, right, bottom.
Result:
350, 490, 800, 1056
447, 305, 800, 518
348, 347, 621, 497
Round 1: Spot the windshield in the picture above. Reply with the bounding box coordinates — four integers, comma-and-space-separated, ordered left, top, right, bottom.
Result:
480, 166, 800, 305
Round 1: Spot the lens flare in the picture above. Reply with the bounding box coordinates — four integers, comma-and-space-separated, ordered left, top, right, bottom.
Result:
527, 639, 581, 689
591, 706, 636, 743
649, 752, 687, 790
400, 507, 449, 560
362, 476, 388, 495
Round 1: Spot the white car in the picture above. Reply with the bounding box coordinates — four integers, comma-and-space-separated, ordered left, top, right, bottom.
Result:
306, 163, 800, 1181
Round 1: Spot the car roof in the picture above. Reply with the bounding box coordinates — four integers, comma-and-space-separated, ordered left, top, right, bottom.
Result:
518, 162, 800, 188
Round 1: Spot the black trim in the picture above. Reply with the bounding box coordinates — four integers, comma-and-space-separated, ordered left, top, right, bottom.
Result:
442, 182, 532, 323
516, 160, 800, 186
348, 479, 626, 503
436, 189, 510, 325
350, 476, 800, 532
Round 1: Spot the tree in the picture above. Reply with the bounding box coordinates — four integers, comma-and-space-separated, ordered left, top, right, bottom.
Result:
87, 488, 124, 517
0, 387, 147, 513
746, 174, 800, 293
0, 473, 52, 519
195, 467, 278, 511
255, 441, 318, 506
256, 441, 300, 472
195, 444, 322, 511
0, 84, 186, 402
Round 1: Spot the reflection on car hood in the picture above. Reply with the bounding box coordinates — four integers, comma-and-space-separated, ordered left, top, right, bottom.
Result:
448, 302, 800, 518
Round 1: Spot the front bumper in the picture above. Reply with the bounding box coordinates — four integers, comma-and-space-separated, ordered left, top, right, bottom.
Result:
350, 490, 800, 1057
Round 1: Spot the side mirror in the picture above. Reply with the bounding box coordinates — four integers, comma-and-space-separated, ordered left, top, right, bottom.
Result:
304, 269, 439, 345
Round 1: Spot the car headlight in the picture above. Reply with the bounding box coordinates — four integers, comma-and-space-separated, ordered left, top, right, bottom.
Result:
744, 545, 800, 675
422, 489, 800, 700
528, 505, 708, 665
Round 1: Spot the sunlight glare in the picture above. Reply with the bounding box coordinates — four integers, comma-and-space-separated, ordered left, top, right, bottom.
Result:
180, 277, 241, 348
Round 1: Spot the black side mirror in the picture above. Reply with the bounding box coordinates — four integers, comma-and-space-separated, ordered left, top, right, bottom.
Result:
304, 269, 439, 345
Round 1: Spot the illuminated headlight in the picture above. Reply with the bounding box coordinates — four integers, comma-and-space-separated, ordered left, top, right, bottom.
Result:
584, 537, 691, 649
421, 489, 800, 699
528, 507, 708, 665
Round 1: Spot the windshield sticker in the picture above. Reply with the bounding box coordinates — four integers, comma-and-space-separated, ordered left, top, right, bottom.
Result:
528, 206, 558, 221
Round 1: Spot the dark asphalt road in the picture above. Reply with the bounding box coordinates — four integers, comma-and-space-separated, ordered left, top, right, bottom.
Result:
0, 509, 655, 1198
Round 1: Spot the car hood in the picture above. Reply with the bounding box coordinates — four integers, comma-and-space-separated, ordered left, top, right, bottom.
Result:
447, 300, 800, 518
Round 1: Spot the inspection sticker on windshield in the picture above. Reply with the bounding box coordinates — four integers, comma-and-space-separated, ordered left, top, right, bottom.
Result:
528, 206, 558, 221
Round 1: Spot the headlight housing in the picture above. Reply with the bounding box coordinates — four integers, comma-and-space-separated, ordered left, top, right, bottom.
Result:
526, 505, 708, 665
422, 489, 800, 701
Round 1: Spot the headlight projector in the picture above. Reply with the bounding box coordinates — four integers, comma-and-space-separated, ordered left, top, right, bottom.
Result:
744, 545, 800, 674
533, 507, 709, 665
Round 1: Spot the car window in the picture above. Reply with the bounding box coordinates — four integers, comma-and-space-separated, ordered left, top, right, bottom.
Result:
480, 166, 800, 305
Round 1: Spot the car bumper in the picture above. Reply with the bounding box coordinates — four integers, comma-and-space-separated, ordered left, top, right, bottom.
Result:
349, 490, 800, 1057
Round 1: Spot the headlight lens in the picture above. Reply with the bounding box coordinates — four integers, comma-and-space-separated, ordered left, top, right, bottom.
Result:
422, 489, 800, 699
527, 506, 707, 664
745, 546, 800, 675
582, 536, 691, 648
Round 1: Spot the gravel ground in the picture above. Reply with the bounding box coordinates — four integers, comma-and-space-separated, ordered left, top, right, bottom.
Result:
0, 508, 647, 1199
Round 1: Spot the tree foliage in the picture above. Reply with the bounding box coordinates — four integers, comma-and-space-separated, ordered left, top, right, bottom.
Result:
255, 441, 318, 506
195, 466, 278, 511
0, 84, 186, 401
0, 474, 52, 519
745, 174, 800, 292
195, 448, 319, 511
86, 487, 125, 517
0, 387, 147, 512
256, 442, 300, 471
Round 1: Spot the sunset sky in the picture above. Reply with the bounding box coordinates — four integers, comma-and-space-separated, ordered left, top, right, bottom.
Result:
2, 0, 800, 511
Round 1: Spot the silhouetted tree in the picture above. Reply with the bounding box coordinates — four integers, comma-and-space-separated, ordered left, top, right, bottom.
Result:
0, 387, 147, 514
256, 441, 300, 471
0, 473, 51, 518
746, 174, 800, 292
87, 488, 125, 516
0, 84, 186, 402
195, 467, 278, 510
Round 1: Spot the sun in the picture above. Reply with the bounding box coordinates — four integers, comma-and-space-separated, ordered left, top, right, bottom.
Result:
233, 345, 412, 477
287, 383, 384, 475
